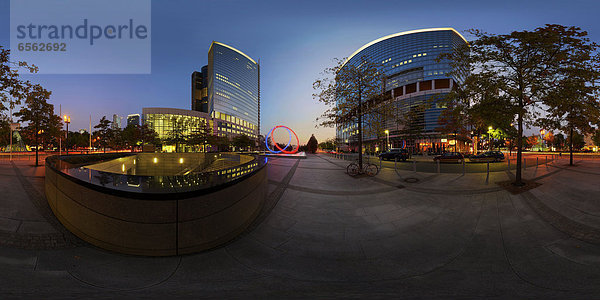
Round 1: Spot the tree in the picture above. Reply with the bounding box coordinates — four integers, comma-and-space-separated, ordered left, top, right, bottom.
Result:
207, 135, 230, 152
164, 117, 187, 152
186, 119, 212, 152
313, 57, 388, 169
94, 116, 112, 153
319, 138, 336, 150
0, 114, 9, 147
592, 129, 600, 148
232, 134, 254, 152
554, 133, 566, 151
14, 85, 58, 166
1, 46, 38, 113
122, 124, 141, 151
568, 131, 586, 151
536, 31, 600, 164
397, 103, 427, 154
307, 134, 318, 154
140, 123, 159, 149
441, 25, 598, 186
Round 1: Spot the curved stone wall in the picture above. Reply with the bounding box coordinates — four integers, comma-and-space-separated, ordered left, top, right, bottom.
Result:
45, 154, 267, 256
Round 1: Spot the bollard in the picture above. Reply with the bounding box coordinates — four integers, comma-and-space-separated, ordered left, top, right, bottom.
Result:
413, 159, 416, 172
486, 162, 490, 184
437, 159, 440, 173
395, 157, 397, 170
545, 156, 547, 165
536, 157, 539, 168
507, 157, 511, 170
524, 158, 527, 169
379, 156, 382, 170
462, 159, 466, 175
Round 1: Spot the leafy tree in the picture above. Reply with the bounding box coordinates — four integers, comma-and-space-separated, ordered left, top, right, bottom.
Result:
568, 130, 586, 150
164, 117, 187, 152
14, 85, 59, 166
319, 138, 336, 150
313, 56, 388, 169
0, 115, 9, 147
67, 131, 91, 149
207, 135, 230, 152
140, 123, 159, 149
93, 116, 112, 153
1, 46, 38, 113
122, 124, 141, 151
441, 25, 598, 185
536, 31, 600, 164
397, 103, 427, 154
232, 134, 254, 152
592, 129, 600, 148
186, 119, 212, 152
554, 133, 566, 151
307, 134, 318, 154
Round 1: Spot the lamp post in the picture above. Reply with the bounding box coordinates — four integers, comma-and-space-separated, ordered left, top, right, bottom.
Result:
488, 126, 493, 151
540, 129, 546, 151
384, 129, 390, 151
64, 115, 71, 155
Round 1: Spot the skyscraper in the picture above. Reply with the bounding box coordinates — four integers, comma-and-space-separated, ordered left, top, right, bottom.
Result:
191, 65, 209, 113
112, 114, 121, 130
127, 114, 140, 127
191, 41, 260, 139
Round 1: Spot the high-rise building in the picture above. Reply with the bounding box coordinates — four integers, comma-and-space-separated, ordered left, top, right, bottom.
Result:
127, 114, 140, 127
112, 114, 121, 130
191, 65, 209, 113
144, 41, 260, 152
189, 41, 259, 139
336, 28, 468, 153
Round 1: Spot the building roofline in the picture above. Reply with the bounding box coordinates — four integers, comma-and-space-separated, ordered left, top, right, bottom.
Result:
209, 41, 257, 65
341, 28, 468, 68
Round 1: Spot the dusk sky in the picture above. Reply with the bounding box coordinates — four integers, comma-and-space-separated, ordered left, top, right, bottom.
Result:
1, 0, 599, 143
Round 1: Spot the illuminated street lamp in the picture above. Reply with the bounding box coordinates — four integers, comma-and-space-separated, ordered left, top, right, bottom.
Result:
64, 115, 71, 155
384, 129, 390, 151
540, 129, 546, 151
488, 126, 493, 150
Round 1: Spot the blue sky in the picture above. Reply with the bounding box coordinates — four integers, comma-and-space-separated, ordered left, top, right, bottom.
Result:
1, 0, 599, 143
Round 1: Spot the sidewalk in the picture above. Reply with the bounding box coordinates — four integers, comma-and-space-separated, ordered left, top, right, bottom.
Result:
0, 154, 599, 298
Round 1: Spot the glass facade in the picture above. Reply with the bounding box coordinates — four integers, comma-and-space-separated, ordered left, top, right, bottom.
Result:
191, 66, 209, 113
208, 42, 259, 137
143, 108, 212, 152
336, 28, 468, 152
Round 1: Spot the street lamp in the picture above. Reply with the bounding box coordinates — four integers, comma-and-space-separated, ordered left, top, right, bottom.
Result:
63, 115, 71, 155
488, 126, 493, 151
540, 129, 546, 151
384, 129, 390, 151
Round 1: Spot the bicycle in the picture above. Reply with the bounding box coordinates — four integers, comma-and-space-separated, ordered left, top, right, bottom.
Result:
346, 160, 379, 177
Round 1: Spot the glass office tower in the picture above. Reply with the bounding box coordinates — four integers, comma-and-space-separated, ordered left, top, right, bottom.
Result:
336, 28, 468, 153
191, 65, 209, 113
208, 42, 260, 138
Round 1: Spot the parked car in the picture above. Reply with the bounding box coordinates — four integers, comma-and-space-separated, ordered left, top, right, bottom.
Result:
469, 151, 505, 163
378, 148, 411, 161
433, 152, 465, 163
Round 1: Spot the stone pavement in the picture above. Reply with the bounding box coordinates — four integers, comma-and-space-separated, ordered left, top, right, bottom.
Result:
0, 155, 600, 298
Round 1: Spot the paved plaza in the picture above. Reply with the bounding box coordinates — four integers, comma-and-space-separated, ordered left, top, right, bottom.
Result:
1, 154, 600, 298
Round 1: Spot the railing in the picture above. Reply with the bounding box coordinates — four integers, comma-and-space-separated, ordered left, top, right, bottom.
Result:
325, 152, 578, 174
